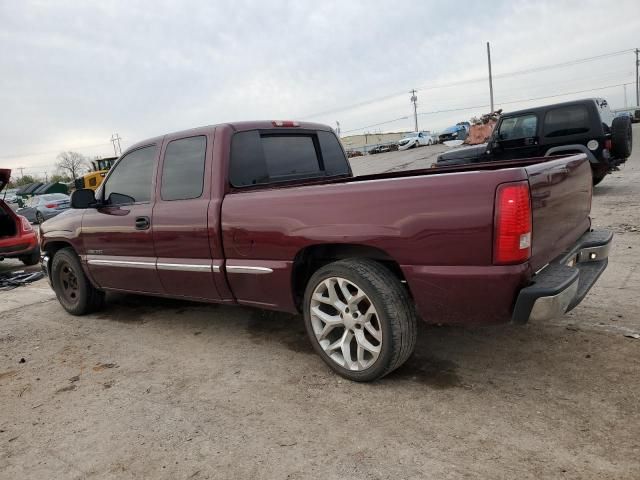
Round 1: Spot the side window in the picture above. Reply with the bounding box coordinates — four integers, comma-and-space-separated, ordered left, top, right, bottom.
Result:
498, 114, 537, 140
103, 145, 156, 205
543, 105, 590, 137
161, 136, 207, 201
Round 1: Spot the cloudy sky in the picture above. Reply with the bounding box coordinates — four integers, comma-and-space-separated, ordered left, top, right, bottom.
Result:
1, 0, 639, 178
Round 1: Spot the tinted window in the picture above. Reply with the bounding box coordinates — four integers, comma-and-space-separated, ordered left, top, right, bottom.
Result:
317, 131, 350, 176
161, 136, 206, 201
230, 130, 349, 187
544, 105, 590, 137
498, 114, 537, 140
261, 135, 319, 178
104, 145, 156, 204
230, 131, 269, 186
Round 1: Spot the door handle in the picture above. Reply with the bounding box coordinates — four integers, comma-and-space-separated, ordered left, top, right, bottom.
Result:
135, 216, 150, 230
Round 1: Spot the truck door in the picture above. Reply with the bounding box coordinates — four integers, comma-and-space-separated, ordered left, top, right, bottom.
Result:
151, 131, 223, 301
82, 144, 164, 293
490, 113, 540, 161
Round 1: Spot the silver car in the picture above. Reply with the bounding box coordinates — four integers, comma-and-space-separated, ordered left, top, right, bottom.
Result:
17, 193, 70, 224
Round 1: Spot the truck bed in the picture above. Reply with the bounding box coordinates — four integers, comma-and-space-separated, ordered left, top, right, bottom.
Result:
222, 153, 592, 323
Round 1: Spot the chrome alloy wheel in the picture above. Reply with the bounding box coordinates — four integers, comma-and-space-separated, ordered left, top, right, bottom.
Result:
309, 277, 383, 371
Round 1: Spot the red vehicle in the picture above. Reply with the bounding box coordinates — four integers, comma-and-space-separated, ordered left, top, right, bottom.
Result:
39, 121, 612, 381
1, 169, 40, 266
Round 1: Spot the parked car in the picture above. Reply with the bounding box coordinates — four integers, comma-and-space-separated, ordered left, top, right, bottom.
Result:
40, 120, 611, 382
17, 193, 70, 224
368, 143, 398, 155
614, 108, 640, 124
436, 98, 632, 185
438, 122, 470, 143
397, 131, 434, 151
2, 188, 18, 203
0, 170, 40, 265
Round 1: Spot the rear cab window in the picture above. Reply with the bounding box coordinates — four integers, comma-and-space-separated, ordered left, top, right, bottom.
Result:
229, 129, 350, 187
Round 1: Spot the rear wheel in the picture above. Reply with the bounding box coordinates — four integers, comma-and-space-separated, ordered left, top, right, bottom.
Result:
611, 116, 632, 158
19, 247, 40, 266
591, 164, 608, 186
51, 248, 105, 315
35, 211, 44, 224
303, 259, 417, 382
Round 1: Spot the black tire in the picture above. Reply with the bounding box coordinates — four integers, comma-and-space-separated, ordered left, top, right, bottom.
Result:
592, 173, 606, 186
591, 164, 608, 186
19, 247, 40, 266
51, 247, 105, 315
611, 116, 632, 159
303, 259, 417, 382
35, 211, 44, 224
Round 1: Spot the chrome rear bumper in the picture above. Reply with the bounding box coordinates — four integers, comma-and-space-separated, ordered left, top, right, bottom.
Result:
512, 230, 613, 323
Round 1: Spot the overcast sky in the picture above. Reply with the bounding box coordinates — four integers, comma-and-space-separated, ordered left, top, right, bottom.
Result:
1, 0, 639, 178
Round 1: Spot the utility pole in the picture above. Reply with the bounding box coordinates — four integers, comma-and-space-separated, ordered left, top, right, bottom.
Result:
623, 84, 628, 108
17, 167, 25, 178
335, 121, 341, 137
635, 48, 639, 107
410, 89, 418, 132
110, 133, 122, 156
487, 42, 495, 112
44, 171, 48, 182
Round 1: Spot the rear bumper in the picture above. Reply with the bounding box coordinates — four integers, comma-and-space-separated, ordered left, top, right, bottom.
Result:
0, 232, 38, 258
512, 230, 612, 323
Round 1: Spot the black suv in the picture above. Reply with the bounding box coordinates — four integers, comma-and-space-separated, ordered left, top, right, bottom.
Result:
436, 98, 633, 185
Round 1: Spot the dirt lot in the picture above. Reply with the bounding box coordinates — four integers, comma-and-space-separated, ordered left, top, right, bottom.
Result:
1, 127, 639, 479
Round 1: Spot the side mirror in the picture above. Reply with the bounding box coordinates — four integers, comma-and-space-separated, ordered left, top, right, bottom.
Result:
71, 189, 96, 209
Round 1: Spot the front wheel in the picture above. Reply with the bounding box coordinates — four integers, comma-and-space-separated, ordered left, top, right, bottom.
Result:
303, 259, 417, 382
51, 248, 105, 315
36, 211, 44, 224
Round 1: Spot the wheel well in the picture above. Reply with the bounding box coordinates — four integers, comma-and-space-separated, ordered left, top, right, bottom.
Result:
44, 241, 74, 259
291, 244, 407, 311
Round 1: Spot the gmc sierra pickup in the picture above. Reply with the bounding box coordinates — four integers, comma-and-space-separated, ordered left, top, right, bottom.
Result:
40, 120, 612, 381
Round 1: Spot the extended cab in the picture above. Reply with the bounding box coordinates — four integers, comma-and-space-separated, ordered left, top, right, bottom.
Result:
40, 121, 612, 381
437, 98, 633, 185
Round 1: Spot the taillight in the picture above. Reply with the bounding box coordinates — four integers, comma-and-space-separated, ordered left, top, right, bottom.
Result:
19, 216, 33, 233
45, 203, 56, 208
604, 139, 612, 151
271, 120, 300, 127
493, 181, 532, 265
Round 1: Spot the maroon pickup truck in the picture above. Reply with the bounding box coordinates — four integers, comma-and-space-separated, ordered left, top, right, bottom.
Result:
40, 121, 612, 381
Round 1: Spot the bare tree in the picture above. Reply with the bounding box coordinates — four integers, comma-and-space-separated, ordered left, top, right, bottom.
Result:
55, 151, 88, 180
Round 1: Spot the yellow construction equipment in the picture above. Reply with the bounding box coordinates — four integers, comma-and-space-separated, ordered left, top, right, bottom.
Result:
74, 157, 117, 191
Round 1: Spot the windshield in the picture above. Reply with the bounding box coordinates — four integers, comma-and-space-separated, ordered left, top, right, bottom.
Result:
401, 132, 418, 139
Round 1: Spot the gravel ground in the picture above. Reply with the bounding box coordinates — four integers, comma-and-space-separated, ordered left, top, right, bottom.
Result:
1, 126, 639, 479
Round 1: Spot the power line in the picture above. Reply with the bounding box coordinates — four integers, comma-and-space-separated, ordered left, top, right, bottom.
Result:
303, 48, 634, 120
343, 81, 634, 134
0, 142, 113, 161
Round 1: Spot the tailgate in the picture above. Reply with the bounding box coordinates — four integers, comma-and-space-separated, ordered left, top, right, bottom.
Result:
526, 154, 592, 271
